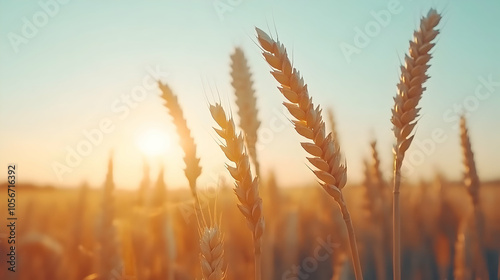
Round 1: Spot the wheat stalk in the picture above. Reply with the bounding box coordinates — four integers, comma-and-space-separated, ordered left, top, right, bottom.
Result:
369, 140, 391, 278
71, 182, 89, 280
459, 115, 488, 277
453, 221, 469, 280
98, 154, 120, 280
391, 9, 441, 280
209, 102, 264, 280
370, 139, 390, 228
149, 166, 172, 279
362, 159, 378, 219
158, 82, 202, 201
262, 171, 279, 280
230, 47, 262, 178
118, 222, 138, 280
370, 140, 385, 193
459, 116, 480, 207
362, 158, 387, 280
255, 27, 363, 280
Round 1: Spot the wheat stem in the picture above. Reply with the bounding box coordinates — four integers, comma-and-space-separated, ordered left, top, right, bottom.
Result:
391, 9, 441, 280
393, 168, 401, 280
459, 115, 481, 208
99, 153, 120, 280
459, 115, 488, 277
370, 140, 385, 193
118, 222, 138, 280
210, 103, 265, 280
255, 249, 262, 280
255, 27, 363, 280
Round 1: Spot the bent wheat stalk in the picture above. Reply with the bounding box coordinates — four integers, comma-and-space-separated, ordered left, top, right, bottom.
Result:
210, 103, 265, 280
255, 27, 363, 280
158, 82, 202, 201
391, 9, 441, 280
230, 47, 262, 178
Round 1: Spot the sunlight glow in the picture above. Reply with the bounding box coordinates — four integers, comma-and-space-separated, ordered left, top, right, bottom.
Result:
136, 128, 171, 157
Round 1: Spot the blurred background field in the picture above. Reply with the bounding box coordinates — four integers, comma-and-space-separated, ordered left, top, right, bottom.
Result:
1, 175, 499, 280
1, 1, 500, 280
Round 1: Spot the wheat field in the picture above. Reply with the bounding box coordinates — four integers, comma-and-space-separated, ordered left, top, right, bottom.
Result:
1, 3, 500, 280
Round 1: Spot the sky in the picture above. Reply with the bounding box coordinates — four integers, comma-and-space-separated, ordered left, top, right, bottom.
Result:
0, 0, 499, 190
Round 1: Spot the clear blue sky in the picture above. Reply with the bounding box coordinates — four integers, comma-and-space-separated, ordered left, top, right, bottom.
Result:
1, 0, 499, 189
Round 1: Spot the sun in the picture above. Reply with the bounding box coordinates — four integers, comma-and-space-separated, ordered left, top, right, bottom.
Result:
136, 128, 171, 157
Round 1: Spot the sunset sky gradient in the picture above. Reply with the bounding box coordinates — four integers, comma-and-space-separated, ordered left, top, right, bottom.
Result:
1, 0, 499, 190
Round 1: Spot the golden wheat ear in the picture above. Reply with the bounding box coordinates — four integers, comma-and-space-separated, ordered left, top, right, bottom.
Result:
391, 9, 442, 280
198, 202, 226, 280
209, 102, 264, 280
200, 226, 226, 280
158, 81, 202, 200
255, 27, 363, 280
459, 115, 489, 276
459, 115, 480, 205
392, 8, 442, 169
230, 47, 262, 178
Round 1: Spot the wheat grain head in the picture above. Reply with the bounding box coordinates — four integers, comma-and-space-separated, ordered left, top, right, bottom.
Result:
200, 226, 226, 280
391, 10, 441, 280
209, 103, 265, 252
230, 47, 262, 178
459, 115, 480, 205
369, 140, 385, 190
255, 27, 346, 206
255, 27, 362, 280
158, 82, 202, 198
362, 158, 378, 219
391, 9, 442, 169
